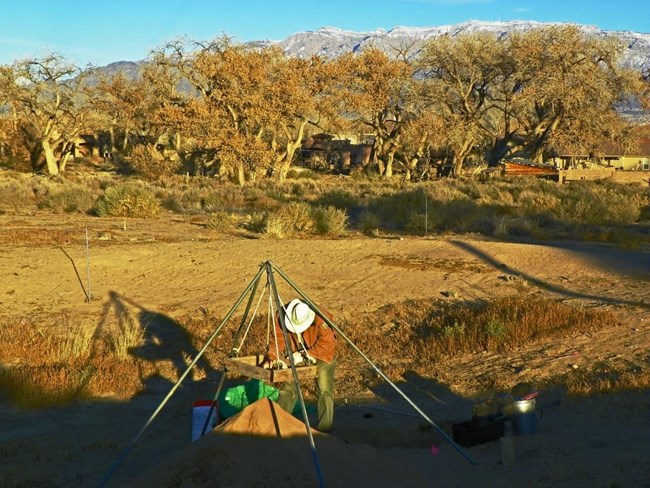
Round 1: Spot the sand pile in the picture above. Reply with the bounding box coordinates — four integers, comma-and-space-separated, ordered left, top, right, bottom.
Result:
125, 398, 429, 487
216, 396, 318, 437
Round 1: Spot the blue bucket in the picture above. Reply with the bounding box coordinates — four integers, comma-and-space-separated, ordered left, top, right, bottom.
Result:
510, 399, 537, 436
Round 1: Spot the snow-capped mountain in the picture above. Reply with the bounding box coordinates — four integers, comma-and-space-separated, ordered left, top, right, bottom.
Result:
270, 21, 650, 73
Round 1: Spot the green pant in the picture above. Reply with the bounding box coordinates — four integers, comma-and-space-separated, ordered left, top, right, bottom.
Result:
277, 358, 336, 432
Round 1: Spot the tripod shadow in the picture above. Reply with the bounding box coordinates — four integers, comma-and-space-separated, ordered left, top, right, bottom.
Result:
100, 291, 213, 382
333, 369, 476, 450
368, 370, 475, 423
451, 239, 650, 310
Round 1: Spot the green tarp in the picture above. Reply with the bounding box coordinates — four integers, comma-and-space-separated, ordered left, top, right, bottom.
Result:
217, 379, 279, 419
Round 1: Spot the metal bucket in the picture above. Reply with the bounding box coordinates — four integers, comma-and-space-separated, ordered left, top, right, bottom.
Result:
510, 399, 536, 436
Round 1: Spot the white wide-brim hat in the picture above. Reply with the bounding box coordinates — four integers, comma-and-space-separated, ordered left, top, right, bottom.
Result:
283, 299, 316, 334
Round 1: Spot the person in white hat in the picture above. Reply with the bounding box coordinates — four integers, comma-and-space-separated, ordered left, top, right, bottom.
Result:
264, 298, 336, 433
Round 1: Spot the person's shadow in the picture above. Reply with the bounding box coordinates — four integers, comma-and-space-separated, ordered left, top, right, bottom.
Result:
101, 291, 213, 382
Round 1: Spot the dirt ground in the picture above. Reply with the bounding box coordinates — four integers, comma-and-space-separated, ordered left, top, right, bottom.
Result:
1, 213, 650, 487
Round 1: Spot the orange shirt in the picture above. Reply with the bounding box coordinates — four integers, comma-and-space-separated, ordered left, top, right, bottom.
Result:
267, 307, 336, 364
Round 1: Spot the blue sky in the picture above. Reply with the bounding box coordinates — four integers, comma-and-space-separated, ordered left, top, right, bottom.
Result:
1, 0, 648, 66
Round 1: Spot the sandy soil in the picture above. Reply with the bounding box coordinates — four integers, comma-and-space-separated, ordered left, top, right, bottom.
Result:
1, 213, 650, 487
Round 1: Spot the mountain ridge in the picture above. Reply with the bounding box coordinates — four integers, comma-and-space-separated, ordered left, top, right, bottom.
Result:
272, 21, 650, 71
95, 21, 650, 74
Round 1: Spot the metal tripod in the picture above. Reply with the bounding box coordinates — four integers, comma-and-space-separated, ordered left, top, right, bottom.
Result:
98, 260, 475, 488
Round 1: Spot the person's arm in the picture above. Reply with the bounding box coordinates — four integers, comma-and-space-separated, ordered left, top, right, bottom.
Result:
304, 315, 336, 363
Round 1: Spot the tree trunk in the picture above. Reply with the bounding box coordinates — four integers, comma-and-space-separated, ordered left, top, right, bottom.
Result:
529, 115, 561, 163
59, 151, 72, 172
406, 132, 429, 181
42, 140, 59, 175
451, 140, 473, 177
122, 129, 130, 152
278, 143, 300, 183
373, 139, 386, 176
451, 154, 463, 178
487, 136, 514, 166
109, 127, 116, 153
276, 120, 307, 183
236, 162, 245, 186
146, 142, 164, 161
383, 150, 395, 178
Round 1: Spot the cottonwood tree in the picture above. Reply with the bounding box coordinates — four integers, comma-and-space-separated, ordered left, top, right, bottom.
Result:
488, 25, 642, 164
92, 61, 185, 178
265, 55, 342, 181
337, 49, 416, 178
93, 72, 144, 154
399, 107, 448, 180
3, 55, 95, 174
0, 65, 23, 165
153, 37, 275, 184
417, 33, 503, 176
154, 38, 341, 183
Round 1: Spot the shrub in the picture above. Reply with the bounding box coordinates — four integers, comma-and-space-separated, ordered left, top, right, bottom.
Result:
38, 185, 96, 213
243, 187, 282, 211
0, 178, 34, 213
607, 228, 648, 249
263, 202, 315, 237
359, 211, 381, 236
286, 168, 319, 180
317, 190, 359, 210
260, 202, 348, 237
312, 205, 348, 236
206, 210, 238, 232
93, 182, 161, 218
552, 180, 645, 225
127, 146, 179, 180
263, 214, 288, 238
242, 211, 268, 233
368, 189, 428, 231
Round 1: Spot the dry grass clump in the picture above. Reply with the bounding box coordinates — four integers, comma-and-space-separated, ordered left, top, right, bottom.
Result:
55, 318, 97, 361
0, 314, 151, 407
205, 210, 239, 232
417, 296, 618, 356
161, 181, 249, 214
0, 363, 95, 407
263, 202, 348, 238
37, 184, 96, 213
264, 202, 314, 238
338, 295, 623, 394
0, 175, 36, 213
311, 205, 348, 236
316, 189, 360, 210
105, 311, 147, 360
561, 357, 650, 395
355, 177, 650, 242
359, 211, 381, 236
93, 182, 160, 218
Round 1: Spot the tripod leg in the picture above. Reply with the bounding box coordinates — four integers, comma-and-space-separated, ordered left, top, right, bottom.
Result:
200, 272, 265, 437
266, 261, 326, 488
